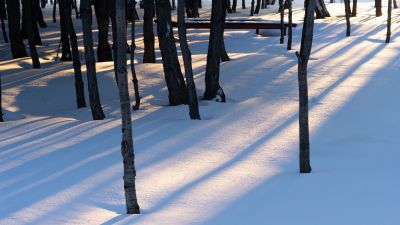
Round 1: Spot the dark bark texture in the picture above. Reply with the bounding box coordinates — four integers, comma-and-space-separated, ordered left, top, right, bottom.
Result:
352, 0, 357, 17
6, 0, 27, 58
129, 0, 141, 110
94, 0, 113, 62
143, 0, 156, 63
344, 0, 351, 36
23, 0, 41, 68
386, 0, 392, 43
59, 0, 72, 61
287, 0, 293, 50
375, 0, 382, 16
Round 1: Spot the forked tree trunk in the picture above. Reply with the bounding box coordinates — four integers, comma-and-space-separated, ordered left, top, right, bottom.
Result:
155, 0, 188, 105
60, 0, 86, 108
94, 0, 113, 62
114, 0, 141, 214
351, 0, 357, 16
143, 0, 156, 63
287, 0, 293, 50
6, 0, 27, 58
129, 0, 141, 110
81, 0, 106, 120
203, 0, 226, 102
344, 0, 351, 36
23, 0, 41, 69
177, 0, 201, 119
295, 0, 315, 174
375, 0, 382, 16
279, 0, 284, 44
386, 0, 392, 43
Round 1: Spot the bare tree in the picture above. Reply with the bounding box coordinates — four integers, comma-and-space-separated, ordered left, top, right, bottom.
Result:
279, 0, 284, 44
177, 0, 201, 119
114, 0, 141, 214
386, 0, 392, 43
295, 0, 315, 173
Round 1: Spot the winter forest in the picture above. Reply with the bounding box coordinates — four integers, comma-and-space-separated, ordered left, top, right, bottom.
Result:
0, 0, 399, 224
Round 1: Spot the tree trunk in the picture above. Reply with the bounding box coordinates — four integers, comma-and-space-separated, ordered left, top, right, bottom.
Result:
351, 0, 357, 16
59, 0, 72, 61
155, 0, 188, 105
375, 0, 382, 16
386, 0, 392, 43
81, 0, 106, 120
130, 0, 141, 110
23, 0, 41, 69
315, 0, 330, 19
394, 0, 398, 9
6, 0, 27, 58
178, 0, 201, 119
94, 0, 113, 62
0, 71, 3, 122
220, 0, 230, 62
279, 0, 284, 44
0, 0, 8, 43
172, 0, 176, 9
232, 0, 237, 12
60, 0, 86, 108
185, 0, 199, 17
287, 0, 292, 50
344, 0, 351, 36
53, 0, 57, 22
295, 0, 315, 174
35, 0, 47, 28
143, 0, 156, 63
226, 0, 233, 13
250, 0, 255, 16
203, 0, 226, 102
242, 0, 246, 9
254, 0, 261, 14
114, 0, 141, 214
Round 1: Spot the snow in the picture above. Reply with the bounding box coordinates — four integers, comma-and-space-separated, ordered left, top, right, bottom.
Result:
1, 1, 400, 224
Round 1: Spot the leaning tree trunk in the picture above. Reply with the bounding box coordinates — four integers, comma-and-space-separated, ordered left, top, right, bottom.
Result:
344, 0, 351, 36
386, 0, 392, 43
375, 0, 382, 16
129, 0, 140, 110
81, 0, 106, 120
351, 0, 357, 16
6, 0, 27, 58
114, 0, 141, 214
94, 0, 113, 62
287, 0, 293, 50
59, 0, 72, 61
203, 0, 226, 102
60, 0, 86, 108
254, 0, 261, 14
178, 0, 201, 119
143, 0, 156, 63
155, 0, 188, 105
295, 0, 315, 174
23, 0, 41, 69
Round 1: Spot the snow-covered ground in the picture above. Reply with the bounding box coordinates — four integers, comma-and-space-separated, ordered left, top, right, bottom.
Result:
1, 1, 400, 224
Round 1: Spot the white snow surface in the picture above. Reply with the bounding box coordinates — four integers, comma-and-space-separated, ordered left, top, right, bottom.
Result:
1, 1, 400, 224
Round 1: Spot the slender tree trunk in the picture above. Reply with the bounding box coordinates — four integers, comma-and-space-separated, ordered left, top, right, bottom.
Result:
351, 0, 357, 16
280, 0, 284, 44
394, 0, 398, 9
114, 0, 141, 214
59, 0, 72, 61
242, 0, 246, 9
53, 0, 57, 22
287, 0, 292, 50
31, 0, 42, 45
143, 0, 156, 63
23, 0, 41, 69
155, 0, 188, 105
172, 0, 176, 9
386, 0, 392, 43
250, 0, 255, 16
0, 0, 8, 43
226, 0, 233, 13
94, 0, 113, 62
295, 0, 315, 174
232, 0, 237, 12
375, 0, 382, 16
130, 0, 140, 110
6, 0, 27, 58
61, 0, 86, 108
344, 0, 351, 36
178, 0, 200, 119
254, 0, 261, 14
221, 0, 230, 62
81, 0, 106, 120
203, 0, 226, 102
0, 71, 3, 122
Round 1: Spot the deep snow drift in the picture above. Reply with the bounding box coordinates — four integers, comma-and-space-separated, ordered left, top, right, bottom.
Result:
0, 1, 399, 224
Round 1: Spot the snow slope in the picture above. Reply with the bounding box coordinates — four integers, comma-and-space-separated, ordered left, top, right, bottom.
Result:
1, 1, 400, 224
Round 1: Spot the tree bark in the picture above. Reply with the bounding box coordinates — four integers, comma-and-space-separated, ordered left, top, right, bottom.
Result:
114, 0, 141, 214
60, 0, 86, 108
185, 0, 199, 17
287, 0, 292, 50
203, 0, 226, 102
53, 0, 57, 22
59, 0, 72, 61
178, 0, 200, 119
232, 0, 237, 12
155, 0, 188, 105
351, 0, 357, 16
315, 0, 330, 19
242, 0, 246, 9
250, 0, 255, 16
254, 0, 261, 14
394, 0, 398, 9
143, 0, 156, 63
0, 71, 3, 122
279, 0, 284, 44
220, 0, 230, 62
386, 0, 392, 43
81, 0, 106, 120
6, 0, 27, 58
375, 0, 382, 16
129, 0, 140, 110
344, 0, 351, 36
0, 0, 8, 43
23, 0, 41, 69
295, 0, 315, 174
94, 0, 113, 62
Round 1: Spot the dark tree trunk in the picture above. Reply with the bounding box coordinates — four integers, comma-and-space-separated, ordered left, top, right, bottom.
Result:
0, 0, 8, 43
23, 0, 41, 69
199, 0, 202, 8
315, 0, 330, 19
250, 0, 255, 16
203, 0, 226, 102
31, 0, 43, 45
226, 0, 233, 13
34, 0, 47, 28
53, 0, 57, 22
129, 0, 140, 110
295, 0, 314, 174
394, 0, 398, 9
344, 0, 351, 36
279, 0, 284, 44
185, 0, 199, 17
0, 72, 3, 122
94, 0, 113, 62
6, 0, 27, 58
351, 0, 357, 16
155, 0, 188, 105
254, 0, 261, 14
143, 0, 156, 63
114, 0, 141, 214
386, 0, 392, 43
60, 0, 86, 108
287, 0, 292, 50
242, 0, 246, 9
375, 0, 382, 16
178, 0, 200, 119
172, 0, 176, 9
59, 0, 72, 61
232, 0, 237, 12
220, 0, 230, 62
81, 0, 106, 120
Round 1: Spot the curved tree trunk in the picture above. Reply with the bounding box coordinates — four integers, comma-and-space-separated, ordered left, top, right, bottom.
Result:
114, 0, 141, 214
177, 0, 200, 119
94, 0, 113, 62
155, 0, 188, 105
129, 0, 140, 110
143, 0, 156, 63
23, 0, 41, 69
6, 0, 27, 58
80, 0, 106, 120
